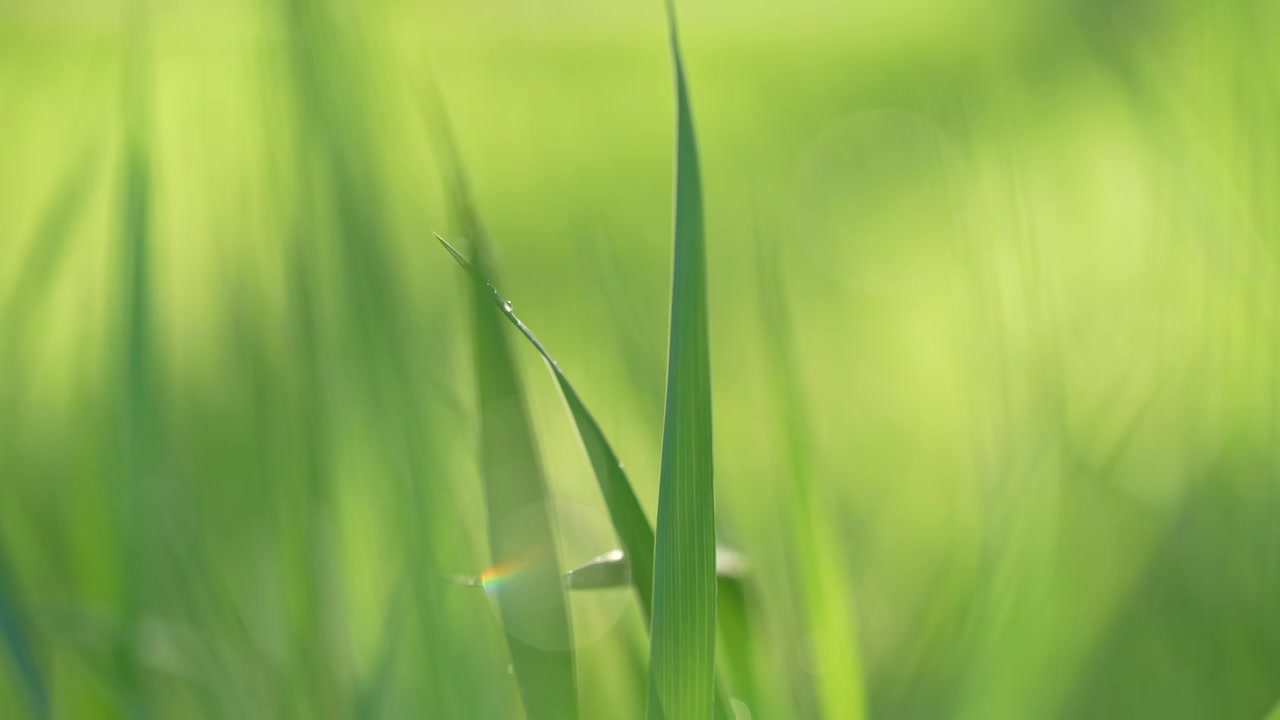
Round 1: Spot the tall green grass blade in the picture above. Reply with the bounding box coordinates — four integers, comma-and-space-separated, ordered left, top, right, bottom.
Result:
435, 233, 657, 620
0, 545, 48, 719
648, 3, 717, 717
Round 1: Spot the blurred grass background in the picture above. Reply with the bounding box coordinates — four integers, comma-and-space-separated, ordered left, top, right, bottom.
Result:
3, 0, 1280, 717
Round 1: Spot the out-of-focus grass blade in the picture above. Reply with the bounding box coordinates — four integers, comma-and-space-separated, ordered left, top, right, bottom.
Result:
0, 145, 97, 349
0, 546, 48, 719
715, 575, 757, 717
755, 233, 866, 718
1266, 698, 1280, 720
435, 233, 658, 619
113, 29, 155, 716
648, 2, 717, 717
429, 103, 577, 717
466, 241, 579, 720
354, 584, 407, 720
0, 145, 97, 720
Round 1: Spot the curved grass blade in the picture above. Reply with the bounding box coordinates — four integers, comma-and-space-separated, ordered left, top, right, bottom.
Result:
435, 233, 657, 619
428, 98, 578, 715
434, 232, 736, 718
649, 3, 717, 717
428, 60, 731, 717
466, 246, 578, 720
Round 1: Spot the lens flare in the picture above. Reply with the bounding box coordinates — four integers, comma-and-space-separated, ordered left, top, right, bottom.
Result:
478, 556, 531, 591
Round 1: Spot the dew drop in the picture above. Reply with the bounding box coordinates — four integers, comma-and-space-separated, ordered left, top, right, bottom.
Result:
502, 300, 513, 312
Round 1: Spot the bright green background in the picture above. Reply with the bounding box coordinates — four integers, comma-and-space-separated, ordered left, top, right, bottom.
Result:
3, 0, 1279, 717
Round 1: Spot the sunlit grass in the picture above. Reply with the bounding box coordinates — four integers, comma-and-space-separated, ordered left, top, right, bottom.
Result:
2, 0, 1280, 718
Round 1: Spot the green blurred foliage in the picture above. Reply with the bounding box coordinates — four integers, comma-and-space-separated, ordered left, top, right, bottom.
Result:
1, 0, 1279, 717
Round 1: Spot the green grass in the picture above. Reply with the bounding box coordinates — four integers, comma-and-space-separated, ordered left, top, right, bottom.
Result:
0, 546, 47, 719
432, 7, 726, 715
466, 240, 579, 720
437, 234, 658, 618
756, 234, 866, 718
435, 104, 579, 720
3, 0, 1280, 718
646, 3, 717, 718
434, 233, 739, 720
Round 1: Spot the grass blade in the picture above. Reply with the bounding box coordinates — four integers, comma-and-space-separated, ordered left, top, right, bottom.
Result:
756, 233, 866, 718
715, 575, 758, 717
428, 100, 578, 718
467, 242, 578, 720
435, 234, 657, 620
0, 145, 97, 352
436, 234, 737, 719
354, 584, 407, 720
111, 28, 155, 715
0, 145, 97, 720
648, 3, 717, 717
